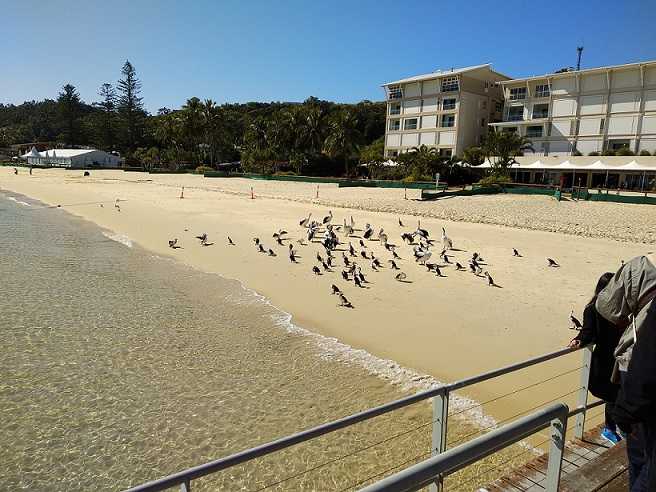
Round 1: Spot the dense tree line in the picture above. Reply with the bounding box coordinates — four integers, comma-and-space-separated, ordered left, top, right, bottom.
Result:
0, 60, 387, 176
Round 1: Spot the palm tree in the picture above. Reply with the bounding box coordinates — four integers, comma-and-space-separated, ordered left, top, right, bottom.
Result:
181, 97, 204, 162
482, 130, 533, 175
305, 106, 327, 155
324, 110, 362, 177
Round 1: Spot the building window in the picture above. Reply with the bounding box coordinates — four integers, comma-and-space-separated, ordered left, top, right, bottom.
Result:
389, 119, 400, 131
441, 76, 459, 92
532, 103, 549, 119
526, 125, 543, 138
600, 118, 605, 133
503, 127, 518, 134
441, 114, 455, 127
389, 104, 401, 115
442, 98, 456, 110
404, 118, 418, 130
507, 106, 524, 121
495, 101, 504, 112
535, 84, 550, 98
388, 85, 403, 100
509, 87, 527, 100
439, 148, 453, 157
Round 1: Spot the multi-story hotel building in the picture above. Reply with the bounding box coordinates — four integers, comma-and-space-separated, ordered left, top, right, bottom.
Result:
382, 64, 510, 158
490, 60, 656, 156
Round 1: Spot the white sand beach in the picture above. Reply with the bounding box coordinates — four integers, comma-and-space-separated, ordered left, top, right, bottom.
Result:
3, 168, 652, 424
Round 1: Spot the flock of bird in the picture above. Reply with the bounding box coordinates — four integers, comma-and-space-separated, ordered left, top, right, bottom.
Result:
166, 209, 564, 311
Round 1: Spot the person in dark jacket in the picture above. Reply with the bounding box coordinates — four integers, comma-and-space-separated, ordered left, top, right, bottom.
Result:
596, 254, 656, 492
568, 272, 622, 444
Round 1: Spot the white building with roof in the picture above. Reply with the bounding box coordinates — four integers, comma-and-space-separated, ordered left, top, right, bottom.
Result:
490, 60, 656, 156
21, 148, 121, 168
381, 64, 511, 159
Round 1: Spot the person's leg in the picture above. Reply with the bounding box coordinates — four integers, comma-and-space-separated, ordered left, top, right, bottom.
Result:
604, 401, 617, 432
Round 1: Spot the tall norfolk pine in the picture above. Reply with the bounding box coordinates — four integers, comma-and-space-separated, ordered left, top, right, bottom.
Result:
116, 60, 146, 151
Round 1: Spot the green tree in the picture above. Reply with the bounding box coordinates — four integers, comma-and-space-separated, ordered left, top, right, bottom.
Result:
462, 146, 485, 166
57, 84, 82, 145
358, 137, 385, 179
482, 130, 533, 175
92, 83, 117, 150
324, 110, 362, 177
117, 60, 145, 151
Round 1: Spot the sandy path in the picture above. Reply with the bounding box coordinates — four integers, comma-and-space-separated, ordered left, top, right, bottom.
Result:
2, 168, 649, 425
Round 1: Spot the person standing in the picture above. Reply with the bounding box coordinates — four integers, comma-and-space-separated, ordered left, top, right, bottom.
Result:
596, 254, 656, 492
568, 272, 622, 444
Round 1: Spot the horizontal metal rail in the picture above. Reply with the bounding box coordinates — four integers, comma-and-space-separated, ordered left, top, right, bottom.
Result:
359, 403, 569, 492
125, 346, 583, 492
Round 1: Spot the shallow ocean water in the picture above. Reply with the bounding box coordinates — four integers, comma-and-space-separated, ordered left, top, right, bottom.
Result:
0, 190, 524, 491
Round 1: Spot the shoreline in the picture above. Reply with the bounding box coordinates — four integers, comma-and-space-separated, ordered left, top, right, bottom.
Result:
2, 168, 649, 424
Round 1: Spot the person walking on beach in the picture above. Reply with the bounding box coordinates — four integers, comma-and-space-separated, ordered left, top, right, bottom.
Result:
568, 272, 622, 445
595, 254, 656, 492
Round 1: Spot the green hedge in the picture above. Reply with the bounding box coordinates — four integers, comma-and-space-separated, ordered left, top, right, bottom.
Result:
588, 193, 656, 205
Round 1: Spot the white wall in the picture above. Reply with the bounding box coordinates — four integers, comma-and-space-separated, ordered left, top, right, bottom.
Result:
551, 120, 572, 137
580, 95, 605, 115
421, 115, 437, 128
422, 80, 439, 95
439, 131, 455, 145
576, 139, 603, 155
551, 76, 576, 96
401, 133, 419, 147
641, 115, 656, 135
552, 98, 577, 117
639, 138, 656, 153
579, 118, 602, 135
645, 67, 656, 86
549, 140, 572, 155
581, 73, 606, 92
607, 115, 638, 135
644, 90, 656, 112
386, 134, 401, 147
403, 99, 421, 114
420, 132, 436, 146
404, 82, 421, 98
423, 97, 438, 112
612, 69, 641, 89
609, 92, 639, 113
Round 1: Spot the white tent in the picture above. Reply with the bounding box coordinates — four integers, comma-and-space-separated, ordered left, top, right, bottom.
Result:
586, 160, 608, 170
620, 160, 643, 171
556, 160, 578, 169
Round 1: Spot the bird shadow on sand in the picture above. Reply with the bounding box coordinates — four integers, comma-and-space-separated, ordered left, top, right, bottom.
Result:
396, 279, 413, 284
490, 284, 503, 289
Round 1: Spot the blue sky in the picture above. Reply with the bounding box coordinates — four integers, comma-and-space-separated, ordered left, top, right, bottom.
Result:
3, 0, 655, 113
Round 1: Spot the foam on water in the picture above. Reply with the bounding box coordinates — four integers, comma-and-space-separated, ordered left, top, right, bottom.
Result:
5, 196, 31, 206
102, 231, 133, 248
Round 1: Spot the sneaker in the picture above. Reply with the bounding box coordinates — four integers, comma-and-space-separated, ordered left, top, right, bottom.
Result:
601, 427, 622, 445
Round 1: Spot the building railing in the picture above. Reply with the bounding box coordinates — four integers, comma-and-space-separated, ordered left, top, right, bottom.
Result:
507, 115, 524, 121
360, 403, 569, 492
124, 346, 596, 492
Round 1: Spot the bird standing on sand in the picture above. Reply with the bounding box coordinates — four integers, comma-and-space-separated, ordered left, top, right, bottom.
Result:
289, 250, 298, 263
569, 310, 583, 330
513, 248, 521, 257
341, 270, 349, 281
331, 284, 341, 295
299, 214, 312, 227
268, 249, 276, 257
338, 293, 353, 308
168, 239, 178, 248
398, 218, 405, 227
441, 227, 453, 250
484, 271, 495, 286
322, 210, 333, 225
395, 272, 407, 282
257, 244, 266, 253
312, 266, 321, 275
388, 259, 399, 270
455, 262, 464, 271
354, 275, 363, 288
547, 258, 560, 267
228, 236, 235, 245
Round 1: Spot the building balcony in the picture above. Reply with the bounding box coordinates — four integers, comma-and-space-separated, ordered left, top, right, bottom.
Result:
507, 115, 524, 122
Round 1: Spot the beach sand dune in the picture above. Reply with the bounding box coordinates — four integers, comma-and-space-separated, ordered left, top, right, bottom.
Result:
3, 168, 649, 424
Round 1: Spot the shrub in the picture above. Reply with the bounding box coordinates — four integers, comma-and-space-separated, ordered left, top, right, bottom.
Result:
601, 149, 616, 156
402, 174, 433, 183
588, 151, 600, 156
477, 174, 512, 188
615, 147, 635, 156
274, 170, 297, 176
195, 165, 214, 174
640, 150, 651, 156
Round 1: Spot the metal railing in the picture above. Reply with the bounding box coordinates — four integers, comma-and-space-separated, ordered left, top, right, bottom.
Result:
361, 403, 569, 492
124, 345, 596, 492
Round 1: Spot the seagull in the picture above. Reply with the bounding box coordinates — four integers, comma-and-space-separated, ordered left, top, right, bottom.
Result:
455, 262, 464, 271
322, 210, 333, 225
359, 239, 366, 248
227, 236, 235, 245
441, 227, 453, 250
484, 271, 495, 286
299, 213, 312, 227
317, 252, 323, 263
321, 260, 330, 271
197, 233, 208, 243
312, 266, 321, 275
392, 250, 401, 260
370, 260, 378, 271
388, 259, 400, 270
363, 224, 374, 240
349, 243, 357, 257
331, 284, 341, 295
257, 244, 266, 253
268, 248, 276, 257
416, 221, 429, 239
338, 293, 353, 308
252, 237, 260, 245
168, 238, 178, 248
513, 248, 521, 257
360, 250, 368, 260
569, 310, 583, 330
395, 272, 407, 282
289, 243, 294, 251
398, 218, 405, 227
276, 236, 284, 245
354, 275, 363, 288
372, 257, 382, 269
341, 270, 350, 281
289, 250, 298, 263
547, 258, 560, 267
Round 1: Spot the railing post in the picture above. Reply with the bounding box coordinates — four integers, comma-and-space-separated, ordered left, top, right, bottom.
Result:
429, 388, 449, 492
574, 344, 593, 439
545, 411, 568, 491
180, 479, 190, 492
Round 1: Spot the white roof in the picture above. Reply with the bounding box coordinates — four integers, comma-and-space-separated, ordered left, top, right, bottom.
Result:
36, 148, 97, 158
383, 64, 509, 86
480, 156, 656, 171
21, 146, 41, 158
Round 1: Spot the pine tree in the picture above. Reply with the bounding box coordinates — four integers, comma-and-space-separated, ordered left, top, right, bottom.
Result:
93, 83, 117, 150
57, 83, 82, 146
116, 60, 145, 151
